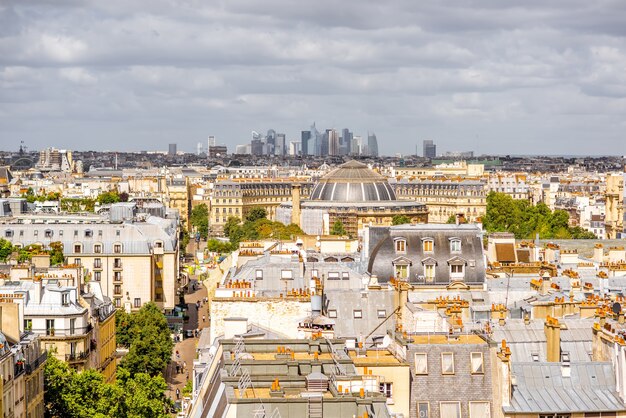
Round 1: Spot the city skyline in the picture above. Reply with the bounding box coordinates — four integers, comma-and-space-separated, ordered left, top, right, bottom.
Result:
1, 1, 626, 156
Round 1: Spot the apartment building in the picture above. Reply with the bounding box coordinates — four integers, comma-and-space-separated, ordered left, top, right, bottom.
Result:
0, 205, 179, 312
393, 180, 487, 223
210, 180, 314, 234
486, 172, 529, 200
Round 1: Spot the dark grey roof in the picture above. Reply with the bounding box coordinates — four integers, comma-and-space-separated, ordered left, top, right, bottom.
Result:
367, 224, 486, 284
310, 160, 397, 202
507, 362, 626, 413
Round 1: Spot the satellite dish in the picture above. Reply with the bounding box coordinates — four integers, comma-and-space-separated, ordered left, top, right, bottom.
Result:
613, 302, 622, 315
381, 335, 392, 348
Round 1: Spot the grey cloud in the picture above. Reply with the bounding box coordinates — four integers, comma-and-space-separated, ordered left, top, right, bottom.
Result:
0, 0, 625, 155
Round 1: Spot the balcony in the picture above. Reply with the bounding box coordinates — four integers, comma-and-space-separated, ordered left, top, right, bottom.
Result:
113, 262, 123, 270
26, 352, 48, 374
65, 351, 90, 363
113, 274, 123, 283
113, 288, 123, 296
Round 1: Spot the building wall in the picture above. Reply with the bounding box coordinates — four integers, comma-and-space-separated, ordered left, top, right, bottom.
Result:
407, 342, 496, 418
606, 173, 624, 239
209, 299, 311, 341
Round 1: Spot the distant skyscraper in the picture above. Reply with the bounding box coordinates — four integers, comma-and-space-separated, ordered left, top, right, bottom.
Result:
196, 142, 204, 155
251, 139, 263, 156
168, 143, 177, 156
208, 136, 216, 148
275, 133, 286, 157
321, 130, 331, 156
301, 131, 311, 156
367, 133, 379, 157
351, 136, 362, 155
266, 129, 276, 155
423, 139, 436, 159
328, 129, 340, 156
341, 128, 353, 155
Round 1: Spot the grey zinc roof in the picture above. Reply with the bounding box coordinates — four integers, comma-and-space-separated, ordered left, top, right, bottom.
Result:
367, 224, 486, 284
507, 362, 626, 414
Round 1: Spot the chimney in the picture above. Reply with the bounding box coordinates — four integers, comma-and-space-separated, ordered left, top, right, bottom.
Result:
593, 244, 604, 263
291, 184, 301, 226
497, 340, 512, 407
544, 315, 561, 362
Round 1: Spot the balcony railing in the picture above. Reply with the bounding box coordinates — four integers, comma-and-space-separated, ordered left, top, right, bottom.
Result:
113, 261, 123, 269
26, 352, 48, 374
113, 275, 123, 283
66, 351, 90, 362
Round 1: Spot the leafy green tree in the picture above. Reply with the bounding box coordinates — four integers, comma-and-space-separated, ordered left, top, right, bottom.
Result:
97, 191, 121, 205
570, 226, 597, 239
392, 215, 411, 225
223, 216, 241, 238
446, 215, 456, 224
49, 241, 65, 265
117, 303, 174, 377
0, 238, 13, 261
206, 239, 235, 253
245, 207, 267, 222
190, 204, 209, 240
44, 353, 170, 418
330, 220, 347, 236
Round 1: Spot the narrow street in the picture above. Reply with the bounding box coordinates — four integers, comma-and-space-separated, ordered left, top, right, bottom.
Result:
165, 275, 209, 403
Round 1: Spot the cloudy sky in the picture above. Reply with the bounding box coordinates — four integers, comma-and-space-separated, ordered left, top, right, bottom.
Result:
1, 0, 626, 156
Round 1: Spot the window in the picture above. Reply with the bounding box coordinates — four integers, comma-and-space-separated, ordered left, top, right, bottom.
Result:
425, 265, 435, 282
328, 310, 337, 318
423, 239, 434, 252
44, 229, 53, 238
540, 415, 572, 418
450, 239, 461, 252
70, 318, 76, 335
114, 258, 122, 268
155, 241, 163, 248
469, 402, 490, 418
94, 258, 102, 268
134, 298, 141, 308
61, 293, 70, 306
85, 230, 93, 238
451, 265, 464, 274
414, 353, 428, 374
114, 272, 122, 282
470, 352, 484, 374
379, 382, 392, 398
114, 298, 121, 308
342, 272, 350, 280
439, 402, 461, 418
74, 258, 81, 265
281, 270, 293, 279
94, 244, 102, 253
417, 402, 430, 418
24, 319, 32, 331
34, 230, 38, 236
4, 230, 13, 238
74, 244, 82, 253
114, 285, 122, 295
74, 230, 78, 237
328, 272, 340, 280
114, 244, 122, 253
377, 309, 386, 318
46, 319, 55, 336
255, 269, 263, 280
531, 353, 540, 362
395, 239, 406, 253
353, 310, 362, 319
441, 353, 455, 374
94, 271, 101, 281
395, 264, 409, 279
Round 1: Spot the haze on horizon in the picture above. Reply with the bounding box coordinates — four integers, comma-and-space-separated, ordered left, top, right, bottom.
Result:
1, 0, 626, 156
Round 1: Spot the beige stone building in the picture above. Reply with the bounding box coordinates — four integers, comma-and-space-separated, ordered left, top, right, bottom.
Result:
0, 207, 179, 312
605, 173, 624, 239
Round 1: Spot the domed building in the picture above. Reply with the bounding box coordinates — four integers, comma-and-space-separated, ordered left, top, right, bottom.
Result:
277, 161, 428, 236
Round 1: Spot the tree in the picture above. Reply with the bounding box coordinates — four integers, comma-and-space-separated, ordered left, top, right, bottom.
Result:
446, 215, 456, 224
117, 303, 174, 377
0, 238, 12, 262
330, 220, 347, 236
96, 191, 121, 205
119, 192, 130, 202
245, 207, 267, 222
190, 204, 209, 240
223, 216, 241, 238
49, 241, 65, 266
44, 354, 170, 418
392, 215, 411, 225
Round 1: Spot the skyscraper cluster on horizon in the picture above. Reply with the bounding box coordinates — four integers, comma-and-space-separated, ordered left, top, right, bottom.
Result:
234, 123, 378, 157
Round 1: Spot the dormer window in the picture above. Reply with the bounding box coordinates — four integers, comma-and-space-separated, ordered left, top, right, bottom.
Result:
85, 230, 93, 238
450, 238, 461, 253
394, 238, 407, 254
94, 244, 102, 253
44, 229, 53, 238
113, 244, 122, 253
4, 230, 13, 238
154, 241, 163, 248
74, 244, 82, 253
422, 238, 434, 253
61, 293, 70, 306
